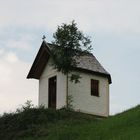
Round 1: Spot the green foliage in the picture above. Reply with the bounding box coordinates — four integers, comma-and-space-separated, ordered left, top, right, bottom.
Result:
52, 21, 92, 77
0, 101, 95, 140
1, 103, 140, 140
16, 100, 34, 113
70, 74, 81, 83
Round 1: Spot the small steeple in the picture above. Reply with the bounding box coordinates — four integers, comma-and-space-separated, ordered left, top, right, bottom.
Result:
42, 35, 46, 41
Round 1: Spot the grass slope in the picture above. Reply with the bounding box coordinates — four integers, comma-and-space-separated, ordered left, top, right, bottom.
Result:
0, 105, 140, 140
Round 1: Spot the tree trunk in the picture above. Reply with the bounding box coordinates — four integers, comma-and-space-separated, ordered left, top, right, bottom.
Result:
66, 73, 68, 108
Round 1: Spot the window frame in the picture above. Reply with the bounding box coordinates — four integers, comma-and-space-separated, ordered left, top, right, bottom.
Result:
91, 79, 99, 97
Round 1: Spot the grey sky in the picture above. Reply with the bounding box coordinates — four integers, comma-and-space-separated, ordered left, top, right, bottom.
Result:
0, 0, 140, 114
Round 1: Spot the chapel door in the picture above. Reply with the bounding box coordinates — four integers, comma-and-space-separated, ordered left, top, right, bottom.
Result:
48, 76, 57, 108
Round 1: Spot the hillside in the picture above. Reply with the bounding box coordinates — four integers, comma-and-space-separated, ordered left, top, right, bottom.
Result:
0, 104, 140, 140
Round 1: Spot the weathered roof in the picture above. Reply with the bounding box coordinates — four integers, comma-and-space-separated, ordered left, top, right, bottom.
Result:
76, 54, 110, 75
27, 41, 112, 84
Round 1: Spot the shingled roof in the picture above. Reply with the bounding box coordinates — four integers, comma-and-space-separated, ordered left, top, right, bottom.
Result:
27, 41, 112, 84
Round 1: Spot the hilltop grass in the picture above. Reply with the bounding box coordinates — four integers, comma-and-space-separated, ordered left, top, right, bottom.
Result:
0, 103, 140, 140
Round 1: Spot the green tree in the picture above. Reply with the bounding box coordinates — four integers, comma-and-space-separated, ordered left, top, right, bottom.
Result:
52, 21, 92, 108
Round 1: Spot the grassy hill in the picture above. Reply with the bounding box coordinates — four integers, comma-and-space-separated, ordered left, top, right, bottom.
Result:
0, 104, 140, 140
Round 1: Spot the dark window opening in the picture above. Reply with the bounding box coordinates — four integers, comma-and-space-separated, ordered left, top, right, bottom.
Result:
91, 79, 99, 96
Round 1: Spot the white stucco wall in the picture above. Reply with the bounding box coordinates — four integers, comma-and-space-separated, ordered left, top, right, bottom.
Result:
39, 58, 110, 117
39, 58, 67, 109
68, 72, 109, 117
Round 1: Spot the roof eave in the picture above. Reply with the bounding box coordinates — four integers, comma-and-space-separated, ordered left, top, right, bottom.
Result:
27, 41, 51, 79
73, 67, 112, 84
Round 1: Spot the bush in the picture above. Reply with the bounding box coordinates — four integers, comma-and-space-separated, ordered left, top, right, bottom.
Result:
0, 101, 96, 140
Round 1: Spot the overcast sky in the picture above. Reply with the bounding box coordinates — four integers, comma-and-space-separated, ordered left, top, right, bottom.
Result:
0, 0, 140, 115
